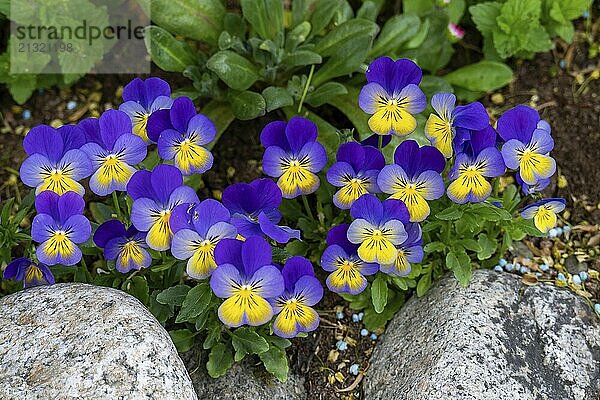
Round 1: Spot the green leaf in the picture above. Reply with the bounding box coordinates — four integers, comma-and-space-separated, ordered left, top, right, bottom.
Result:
308, 0, 341, 37
305, 82, 348, 107
149, 291, 174, 323
284, 240, 309, 256
476, 233, 497, 260
259, 345, 289, 382
207, 343, 234, 378
169, 329, 195, 352
327, 85, 370, 136
447, 0, 466, 22
202, 100, 235, 150
150, 0, 224, 44
416, 272, 432, 297
447, 250, 472, 287
176, 283, 212, 323
282, 107, 339, 156
229, 90, 266, 120
241, 0, 283, 42
469, 2, 502, 37
436, 204, 464, 220
89, 202, 114, 223
370, 14, 421, 58
444, 61, 513, 92
356, 0, 382, 21
128, 276, 149, 305
232, 327, 270, 361
424, 242, 446, 253
207, 50, 260, 91
471, 203, 513, 221
459, 239, 483, 253
362, 291, 404, 330
371, 275, 388, 313
281, 50, 322, 67
403, 0, 435, 15
156, 284, 191, 306
262, 87, 294, 112
401, 14, 452, 73
144, 26, 197, 72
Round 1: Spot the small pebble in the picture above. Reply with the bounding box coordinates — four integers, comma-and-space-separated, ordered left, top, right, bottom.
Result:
360, 328, 369, 337
535, 272, 542, 277
557, 273, 566, 281
540, 263, 549, 272
336, 340, 348, 351
336, 311, 344, 320
582, 10, 590, 19
505, 263, 514, 272
555, 227, 563, 236
572, 275, 582, 285
563, 225, 571, 233
22, 110, 32, 120
494, 265, 503, 273
580, 271, 588, 282
67, 100, 77, 110
520, 266, 530, 274
559, 59, 566, 69
595, 304, 600, 315
352, 314, 360, 323
349, 364, 360, 376
358, 312, 363, 320
548, 228, 558, 238
370, 333, 378, 341
499, 258, 507, 267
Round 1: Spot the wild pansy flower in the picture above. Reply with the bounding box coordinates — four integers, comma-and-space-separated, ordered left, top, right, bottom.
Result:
320, 224, 378, 295
498, 105, 556, 185
271, 256, 323, 338
93, 220, 151, 273
79, 110, 147, 196
347, 194, 410, 265
222, 178, 300, 243
447, 127, 506, 204
358, 57, 426, 136
31, 191, 91, 266
3, 258, 55, 288
210, 237, 284, 327
261, 117, 327, 198
20, 124, 92, 195
326, 142, 385, 210
170, 200, 237, 279
377, 140, 445, 222
448, 22, 465, 40
424, 92, 489, 158
516, 174, 550, 195
521, 198, 566, 233
149, 97, 215, 175
119, 77, 173, 143
380, 223, 423, 276
128, 164, 199, 251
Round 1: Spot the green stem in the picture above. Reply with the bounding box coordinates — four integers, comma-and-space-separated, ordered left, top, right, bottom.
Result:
297, 65, 315, 114
378, 135, 383, 151
112, 192, 123, 221
302, 196, 314, 221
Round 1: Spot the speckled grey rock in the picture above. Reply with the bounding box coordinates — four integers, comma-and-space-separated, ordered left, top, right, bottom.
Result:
0, 283, 197, 400
182, 346, 306, 400
364, 270, 600, 400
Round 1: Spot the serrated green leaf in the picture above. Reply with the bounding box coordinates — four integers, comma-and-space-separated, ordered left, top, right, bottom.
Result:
207, 343, 233, 378
156, 284, 191, 306
259, 345, 289, 382
176, 282, 212, 323
469, 2, 502, 36
424, 242, 446, 253
447, 250, 472, 287
145, 26, 197, 72
169, 329, 195, 352
416, 272, 432, 297
371, 275, 388, 313
232, 327, 269, 361
207, 50, 259, 91
476, 233, 497, 260
436, 205, 464, 220
128, 276, 150, 305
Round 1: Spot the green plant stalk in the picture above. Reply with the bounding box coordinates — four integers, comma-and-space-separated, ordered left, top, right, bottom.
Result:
302, 196, 314, 221
112, 192, 123, 221
378, 135, 383, 151
297, 65, 315, 114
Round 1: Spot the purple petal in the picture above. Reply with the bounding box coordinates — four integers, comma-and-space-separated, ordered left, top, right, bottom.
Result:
293, 275, 323, 306
146, 108, 173, 143
326, 161, 356, 187
500, 139, 523, 170
169, 203, 195, 233
285, 116, 318, 153
187, 114, 216, 145
350, 194, 383, 224
361, 134, 392, 148
222, 183, 258, 215
398, 84, 426, 113
336, 142, 364, 172
298, 141, 327, 173
358, 82, 388, 114
57, 125, 86, 152
206, 221, 237, 241
169, 96, 197, 133
452, 102, 489, 130
58, 149, 93, 181
37, 240, 82, 266
476, 147, 506, 177
214, 238, 244, 270
23, 125, 63, 162
151, 164, 183, 205
382, 198, 410, 223
230, 214, 262, 239
258, 212, 300, 243
241, 236, 272, 278
469, 125, 498, 156
497, 105, 539, 143
31, 214, 57, 243
250, 178, 283, 211
249, 265, 284, 299
210, 263, 242, 298
150, 95, 174, 112
262, 146, 287, 178
431, 92, 455, 119
414, 170, 446, 200
326, 224, 358, 254
157, 129, 182, 161
4, 258, 30, 280
192, 199, 231, 238
321, 245, 347, 272
530, 128, 554, 154
99, 110, 132, 149
362, 145, 385, 171
34, 191, 60, 218
19, 154, 50, 188
63, 215, 92, 244
171, 229, 202, 260
94, 219, 126, 248
167, 186, 199, 210
393, 140, 445, 177
112, 134, 147, 165
78, 118, 102, 146
282, 256, 315, 291
126, 169, 154, 200
131, 198, 161, 232
57, 191, 85, 224
123, 77, 171, 109
366, 57, 422, 93
260, 121, 289, 150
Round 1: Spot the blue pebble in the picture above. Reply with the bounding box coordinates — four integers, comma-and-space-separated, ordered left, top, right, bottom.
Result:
494, 265, 503, 273
336, 311, 344, 320
499, 258, 507, 267
349, 364, 360, 376
360, 328, 369, 337
540, 263, 549, 272
352, 314, 359, 322
370, 333, 378, 341
520, 266, 530, 274
559, 59, 566, 69
557, 273, 566, 281
505, 263, 514, 272
535, 272, 542, 277
555, 227, 563, 236
358, 312, 364, 320
548, 228, 558, 238
582, 10, 590, 19
595, 304, 600, 315
580, 271, 588, 282
22, 110, 32, 120
573, 275, 582, 285
563, 225, 571, 233
336, 340, 348, 351
67, 100, 77, 110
